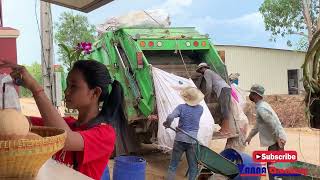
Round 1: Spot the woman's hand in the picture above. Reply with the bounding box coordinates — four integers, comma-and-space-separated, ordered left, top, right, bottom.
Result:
0, 60, 40, 92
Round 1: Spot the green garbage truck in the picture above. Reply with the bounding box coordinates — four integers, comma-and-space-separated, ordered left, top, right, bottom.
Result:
87, 27, 229, 144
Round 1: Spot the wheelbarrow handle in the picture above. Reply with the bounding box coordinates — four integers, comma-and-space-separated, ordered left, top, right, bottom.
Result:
168, 127, 200, 144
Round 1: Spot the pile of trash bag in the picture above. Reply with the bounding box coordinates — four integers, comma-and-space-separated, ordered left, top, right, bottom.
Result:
96, 9, 171, 33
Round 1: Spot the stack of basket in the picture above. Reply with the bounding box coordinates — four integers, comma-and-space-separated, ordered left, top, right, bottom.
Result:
0, 126, 66, 177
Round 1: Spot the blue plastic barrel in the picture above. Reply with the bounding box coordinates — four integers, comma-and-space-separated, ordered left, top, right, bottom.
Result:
220, 148, 262, 180
113, 156, 146, 180
101, 165, 110, 180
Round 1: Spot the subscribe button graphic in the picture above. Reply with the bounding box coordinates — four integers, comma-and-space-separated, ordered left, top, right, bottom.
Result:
253, 151, 297, 162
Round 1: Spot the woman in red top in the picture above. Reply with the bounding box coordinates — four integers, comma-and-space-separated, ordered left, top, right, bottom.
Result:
0, 60, 124, 180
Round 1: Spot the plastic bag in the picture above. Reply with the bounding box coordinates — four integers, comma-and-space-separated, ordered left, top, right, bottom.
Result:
231, 85, 239, 103
225, 98, 249, 152
152, 67, 219, 151
96, 9, 171, 33
231, 84, 248, 111
0, 74, 21, 111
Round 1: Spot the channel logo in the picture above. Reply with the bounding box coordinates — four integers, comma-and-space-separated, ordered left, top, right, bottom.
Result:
238, 163, 267, 177
253, 151, 297, 162
238, 163, 308, 177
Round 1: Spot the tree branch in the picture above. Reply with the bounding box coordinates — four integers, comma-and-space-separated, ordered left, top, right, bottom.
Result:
289, 31, 309, 37
302, 0, 314, 41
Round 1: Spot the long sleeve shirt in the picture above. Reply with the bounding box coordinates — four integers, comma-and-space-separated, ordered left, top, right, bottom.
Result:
247, 100, 287, 147
166, 104, 203, 144
203, 69, 230, 99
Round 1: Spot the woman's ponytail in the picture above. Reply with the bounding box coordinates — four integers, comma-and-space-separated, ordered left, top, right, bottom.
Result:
100, 80, 125, 124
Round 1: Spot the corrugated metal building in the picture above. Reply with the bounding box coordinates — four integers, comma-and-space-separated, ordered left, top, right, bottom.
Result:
215, 45, 306, 95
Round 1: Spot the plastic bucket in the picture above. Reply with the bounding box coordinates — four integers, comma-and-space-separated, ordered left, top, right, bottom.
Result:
113, 156, 146, 180
220, 148, 262, 180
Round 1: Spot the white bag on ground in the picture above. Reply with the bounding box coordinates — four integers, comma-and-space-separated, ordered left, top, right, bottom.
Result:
0, 74, 21, 111
152, 67, 219, 151
96, 9, 171, 33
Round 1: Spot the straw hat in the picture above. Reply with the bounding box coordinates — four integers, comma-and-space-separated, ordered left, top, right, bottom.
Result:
180, 87, 204, 106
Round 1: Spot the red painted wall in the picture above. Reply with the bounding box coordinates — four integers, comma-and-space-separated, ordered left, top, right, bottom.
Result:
0, 28, 19, 94
0, 38, 17, 74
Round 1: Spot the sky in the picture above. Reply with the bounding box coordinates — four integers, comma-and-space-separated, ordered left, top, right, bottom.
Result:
2, 0, 296, 65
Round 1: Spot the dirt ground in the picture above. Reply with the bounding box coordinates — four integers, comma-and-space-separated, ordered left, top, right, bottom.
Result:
244, 95, 308, 128
20, 98, 320, 180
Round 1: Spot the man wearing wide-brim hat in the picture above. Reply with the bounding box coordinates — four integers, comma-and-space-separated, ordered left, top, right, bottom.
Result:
245, 84, 287, 180
163, 86, 204, 180
196, 62, 232, 136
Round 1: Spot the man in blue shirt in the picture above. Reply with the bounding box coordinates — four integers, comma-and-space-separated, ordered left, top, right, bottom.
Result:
163, 87, 204, 180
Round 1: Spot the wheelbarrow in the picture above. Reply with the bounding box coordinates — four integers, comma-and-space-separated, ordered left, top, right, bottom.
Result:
168, 127, 239, 179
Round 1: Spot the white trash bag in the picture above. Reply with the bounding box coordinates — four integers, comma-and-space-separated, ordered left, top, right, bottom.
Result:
0, 74, 21, 111
96, 9, 171, 33
152, 67, 219, 151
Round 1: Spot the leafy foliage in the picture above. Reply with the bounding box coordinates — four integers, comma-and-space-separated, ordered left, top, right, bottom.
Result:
54, 12, 95, 70
20, 62, 42, 97
259, 0, 319, 47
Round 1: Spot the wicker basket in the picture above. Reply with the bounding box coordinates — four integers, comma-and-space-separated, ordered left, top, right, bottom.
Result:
0, 126, 66, 178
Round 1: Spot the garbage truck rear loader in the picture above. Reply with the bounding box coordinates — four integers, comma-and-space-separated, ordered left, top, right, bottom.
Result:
87, 27, 231, 151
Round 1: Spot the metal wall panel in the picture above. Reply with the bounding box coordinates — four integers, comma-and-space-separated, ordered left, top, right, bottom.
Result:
215, 45, 305, 95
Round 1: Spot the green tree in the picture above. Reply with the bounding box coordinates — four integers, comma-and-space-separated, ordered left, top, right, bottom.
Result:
259, 0, 319, 48
54, 12, 95, 70
20, 62, 43, 97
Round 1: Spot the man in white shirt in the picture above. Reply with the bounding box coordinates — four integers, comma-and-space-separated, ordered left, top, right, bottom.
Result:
245, 84, 287, 180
